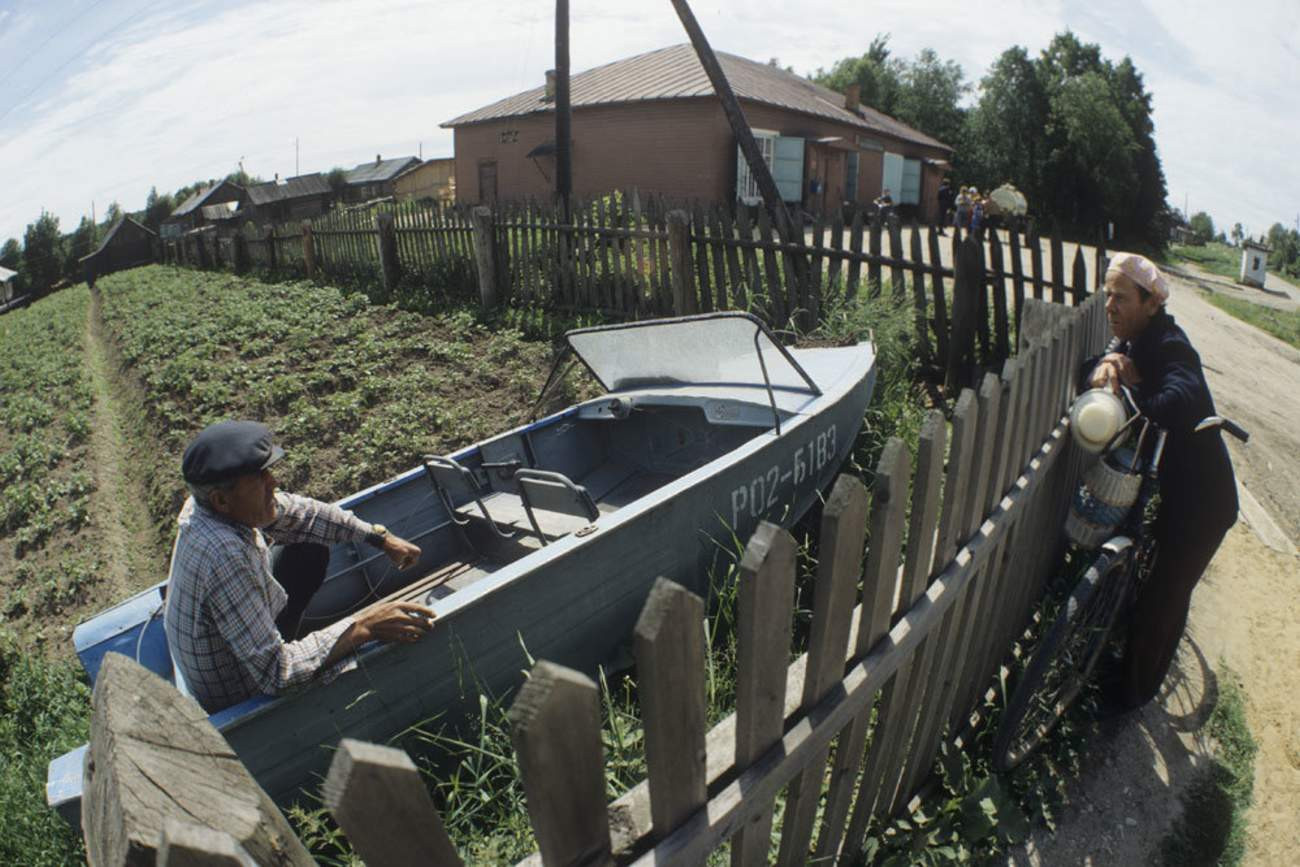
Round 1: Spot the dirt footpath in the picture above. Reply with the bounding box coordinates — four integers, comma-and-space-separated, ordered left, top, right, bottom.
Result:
1004, 268, 1300, 865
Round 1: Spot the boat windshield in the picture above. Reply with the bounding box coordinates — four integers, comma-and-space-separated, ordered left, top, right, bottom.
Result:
566, 313, 820, 394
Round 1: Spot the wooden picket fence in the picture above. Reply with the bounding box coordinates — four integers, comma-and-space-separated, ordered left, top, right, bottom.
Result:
160, 194, 1106, 390
81, 293, 1108, 865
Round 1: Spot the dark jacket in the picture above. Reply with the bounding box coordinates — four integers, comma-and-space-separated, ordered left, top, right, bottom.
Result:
1079, 309, 1237, 530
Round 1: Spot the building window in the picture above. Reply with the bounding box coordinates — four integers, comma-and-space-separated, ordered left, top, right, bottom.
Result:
845, 152, 860, 202
737, 133, 776, 205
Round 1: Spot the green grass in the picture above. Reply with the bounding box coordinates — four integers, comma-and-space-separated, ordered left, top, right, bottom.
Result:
1199, 290, 1300, 349
1168, 242, 1242, 281
1160, 665, 1257, 866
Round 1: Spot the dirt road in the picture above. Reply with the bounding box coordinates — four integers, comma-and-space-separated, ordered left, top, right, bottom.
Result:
1005, 268, 1300, 865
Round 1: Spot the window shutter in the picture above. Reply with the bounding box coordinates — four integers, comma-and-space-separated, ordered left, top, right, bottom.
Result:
773, 137, 805, 203
881, 152, 904, 200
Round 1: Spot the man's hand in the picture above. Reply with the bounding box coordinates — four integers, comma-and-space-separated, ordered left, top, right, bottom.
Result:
326, 601, 436, 664
1089, 353, 1141, 394
381, 535, 421, 571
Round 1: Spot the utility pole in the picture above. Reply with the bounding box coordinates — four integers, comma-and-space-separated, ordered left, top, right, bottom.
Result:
295, 138, 300, 176
555, 0, 572, 222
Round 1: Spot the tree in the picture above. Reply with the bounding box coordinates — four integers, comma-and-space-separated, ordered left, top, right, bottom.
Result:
1231, 223, 1244, 246
812, 35, 902, 117
22, 212, 63, 296
963, 46, 1049, 201
1, 237, 23, 294
63, 216, 98, 279
892, 48, 969, 149
1188, 211, 1215, 243
143, 187, 175, 232
326, 166, 349, 199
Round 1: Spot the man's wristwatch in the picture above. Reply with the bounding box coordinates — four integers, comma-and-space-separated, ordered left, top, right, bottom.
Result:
365, 523, 390, 548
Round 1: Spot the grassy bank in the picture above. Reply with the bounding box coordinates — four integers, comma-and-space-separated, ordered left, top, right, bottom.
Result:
1168, 242, 1241, 281
1198, 290, 1300, 349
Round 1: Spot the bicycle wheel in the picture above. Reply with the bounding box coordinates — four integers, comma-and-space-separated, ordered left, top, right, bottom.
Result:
993, 538, 1135, 772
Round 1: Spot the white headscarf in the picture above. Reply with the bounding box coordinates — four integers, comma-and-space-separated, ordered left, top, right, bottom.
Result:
1106, 252, 1170, 304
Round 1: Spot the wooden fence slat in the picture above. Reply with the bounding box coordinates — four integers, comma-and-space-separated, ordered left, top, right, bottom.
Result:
630, 193, 648, 311
1050, 233, 1065, 304
909, 226, 932, 363
813, 442, 911, 863
887, 220, 905, 301
928, 227, 949, 365
634, 578, 708, 837
709, 207, 730, 311
846, 209, 865, 299
323, 739, 463, 867
841, 412, 947, 859
881, 388, 979, 818
83, 654, 314, 867
730, 523, 798, 867
973, 237, 991, 366
809, 212, 824, 325
775, 476, 870, 866
157, 820, 256, 867
757, 207, 786, 325
946, 237, 979, 393
989, 229, 1010, 360
1029, 227, 1045, 301
737, 207, 763, 314
691, 203, 713, 313
867, 215, 882, 296
1009, 227, 1027, 340
827, 212, 845, 299
508, 660, 614, 867
1072, 245, 1089, 303
720, 207, 746, 311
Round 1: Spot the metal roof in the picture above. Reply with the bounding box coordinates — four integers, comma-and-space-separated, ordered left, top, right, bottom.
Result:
170, 179, 244, 219
0, 265, 16, 282
200, 201, 241, 221
345, 156, 421, 185
85, 217, 156, 259
441, 43, 949, 152
245, 173, 332, 206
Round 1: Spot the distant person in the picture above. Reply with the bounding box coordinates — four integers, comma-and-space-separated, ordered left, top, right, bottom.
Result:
936, 178, 955, 236
164, 420, 436, 713
874, 187, 894, 220
1080, 254, 1237, 714
954, 186, 972, 231
970, 191, 985, 236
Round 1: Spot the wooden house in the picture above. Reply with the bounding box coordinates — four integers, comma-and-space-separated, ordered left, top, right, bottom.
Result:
161, 180, 245, 239
244, 174, 334, 225
441, 44, 952, 220
342, 156, 422, 203
392, 158, 456, 203
81, 216, 156, 283
0, 265, 19, 308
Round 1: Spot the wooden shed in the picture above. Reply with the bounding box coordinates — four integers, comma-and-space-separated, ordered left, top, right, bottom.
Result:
81, 217, 156, 284
1240, 240, 1270, 288
161, 180, 246, 239
245, 174, 334, 224
392, 158, 455, 203
342, 156, 422, 203
441, 44, 952, 220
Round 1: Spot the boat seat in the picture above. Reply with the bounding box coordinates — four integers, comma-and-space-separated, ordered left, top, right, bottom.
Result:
422, 455, 599, 548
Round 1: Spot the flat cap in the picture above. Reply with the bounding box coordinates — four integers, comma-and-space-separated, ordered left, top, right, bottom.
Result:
182, 420, 285, 485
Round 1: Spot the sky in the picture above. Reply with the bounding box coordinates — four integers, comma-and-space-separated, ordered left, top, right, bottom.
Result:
1, 0, 1296, 246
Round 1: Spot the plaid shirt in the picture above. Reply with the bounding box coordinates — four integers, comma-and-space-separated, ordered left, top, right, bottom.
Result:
163, 490, 375, 713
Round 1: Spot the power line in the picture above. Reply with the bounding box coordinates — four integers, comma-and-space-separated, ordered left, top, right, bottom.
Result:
0, 0, 165, 126
0, 0, 110, 89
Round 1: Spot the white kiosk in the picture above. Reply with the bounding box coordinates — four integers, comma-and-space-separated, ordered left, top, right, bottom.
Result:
1240, 240, 1270, 288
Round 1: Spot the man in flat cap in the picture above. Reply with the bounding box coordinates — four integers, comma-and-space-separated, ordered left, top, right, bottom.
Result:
164, 420, 436, 713
1082, 253, 1237, 713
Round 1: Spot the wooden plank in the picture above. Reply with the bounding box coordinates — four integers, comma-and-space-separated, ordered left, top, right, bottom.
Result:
720, 207, 746, 311
644, 201, 664, 313
692, 202, 714, 313
973, 236, 991, 366
813, 443, 911, 863
1050, 233, 1065, 304
323, 739, 462, 867
157, 820, 257, 867
634, 578, 708, 837
508, 661, 614, 867
945, 237, 979, 393
736, 207, 762, 313
928, 227, 949, 365
709, 207, 730, 311
757, 207, 786, 325
1072, 244, 1089, 304
840, 412, 947, 859
1029, 227, 1045, 301
631, 193, 649, 312
909, 226, 932, 363
1009, 226, 1027, 342
989, 228, 1010, 361
867, 214, 882, 296
667, 209, 697, 316
730, 524, 798, 867
775, 476, 870, 866
887, 220, 906, 301
83, 654, 313, 867
808, 211, 825, 325
827, 212, 845, 301
846, 209, 865, 299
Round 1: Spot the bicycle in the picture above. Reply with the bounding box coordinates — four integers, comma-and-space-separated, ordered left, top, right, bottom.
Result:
991, 386, 1249, 772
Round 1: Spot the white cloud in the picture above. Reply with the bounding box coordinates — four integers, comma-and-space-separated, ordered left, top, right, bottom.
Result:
1, 0, 1296, 242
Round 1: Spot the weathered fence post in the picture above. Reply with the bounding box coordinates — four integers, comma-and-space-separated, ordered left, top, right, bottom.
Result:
301, 220, 316, 279
157, 820, 256, 866
82, 653, 313, 867
946, 237, 981, 393
374, 212, 401, 297
634, 578, 708, 839
508, 660, 614, 867
264, 225, 277, 274
324, 739, 463, 867
470, 205, 500, 308
666, 209, 698, 315
232, 232, 249, 275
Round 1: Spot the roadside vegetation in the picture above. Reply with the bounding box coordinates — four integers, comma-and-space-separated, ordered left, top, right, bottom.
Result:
1197, 290, 1300, 350
1168, 242, 1242, 282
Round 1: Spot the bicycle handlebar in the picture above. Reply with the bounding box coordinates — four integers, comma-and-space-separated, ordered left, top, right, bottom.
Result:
1194, 416, 1250, 442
